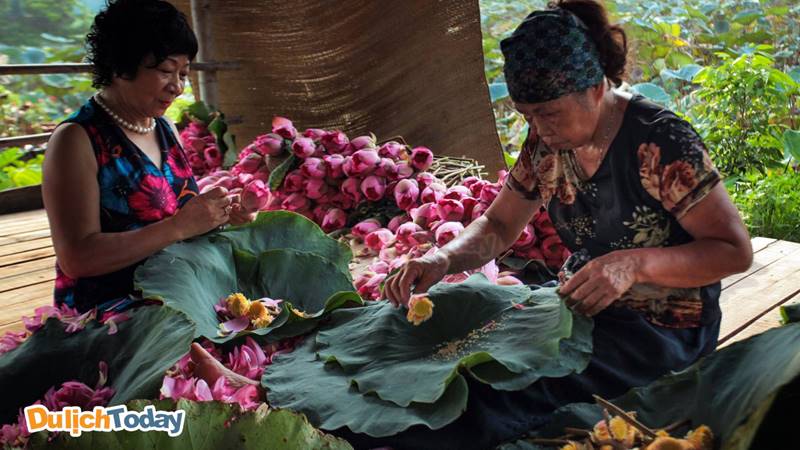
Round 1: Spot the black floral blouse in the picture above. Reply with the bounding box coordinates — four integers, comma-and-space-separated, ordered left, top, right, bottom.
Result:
506, 95, 722, 328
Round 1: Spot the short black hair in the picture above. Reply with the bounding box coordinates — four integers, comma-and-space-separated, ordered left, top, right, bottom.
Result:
86, 0, 198, 87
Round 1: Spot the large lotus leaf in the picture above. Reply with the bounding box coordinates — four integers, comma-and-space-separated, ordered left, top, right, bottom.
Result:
262, 337, 469, 437
0, 305, 194, 424
314, 275, 592, 407
506, 321, 800, 450
28, 399, 353, 449
219, 211, 353, 274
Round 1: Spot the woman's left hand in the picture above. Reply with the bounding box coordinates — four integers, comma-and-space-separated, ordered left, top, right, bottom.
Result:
227, 204, 258, 226
558, 250, 640, 316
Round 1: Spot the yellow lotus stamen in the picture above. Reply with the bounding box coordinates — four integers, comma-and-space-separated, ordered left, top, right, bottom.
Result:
248, 301, 273, 328
406, 294, 434, 326
226, 293, 251, 317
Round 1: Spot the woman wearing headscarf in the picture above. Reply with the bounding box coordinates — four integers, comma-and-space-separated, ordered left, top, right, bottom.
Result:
372, 0, 752, 448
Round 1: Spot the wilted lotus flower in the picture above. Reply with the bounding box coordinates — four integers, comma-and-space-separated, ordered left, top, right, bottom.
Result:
365, 228, 395, 251
300, 157, 327, 179
394, 179, 420, 211
282, 170, 306, 193
352, 218, 382, 238
375, 158, 398, 178
322, 208, 347, 232
281, 193, 310, 211
513, 224, 536, 249
396, 222, 423, 246
226, 337, 268, 379
421, 182, 447, 203
393, 161, 414, 180
248, 301, 274, 328
323, 154, 346, 179
272, 116, 297, 139
236, 152, 263, 174
378, 141, 407, 159
415, 172, 439, 191
387, 214, 411, 232
361, 175, 387, 201
350, 134, 376, 150
303, 128, 326, 140
321, 131, 350, 153
479, 183, 501, 204
226, 293, 251, 317
291, 137, 316, 159
304, 178, 331, 200
410, 147, 434, 171
407, 294, 434, 325
444, 185, 471, 201
436, 198, 465, 222
344, 150, 380, 177
340, 177, 363, 203
253, 133, 285, 156
241, 180, 270, 212
435, 221, 465, 246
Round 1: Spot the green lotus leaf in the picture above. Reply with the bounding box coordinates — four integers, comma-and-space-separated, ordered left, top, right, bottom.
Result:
315, 275, 592, 407
510, 321, 800, 449
0, 305, 194, 425
262, 337, 469, 437
29, 399, 353, 449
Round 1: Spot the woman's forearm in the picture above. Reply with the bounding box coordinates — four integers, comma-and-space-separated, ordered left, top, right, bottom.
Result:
437, 215, 518, 274
632, 237, 753, 288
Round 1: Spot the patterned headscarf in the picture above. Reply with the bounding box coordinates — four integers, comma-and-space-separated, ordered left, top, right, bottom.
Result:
501, 8, 604, 103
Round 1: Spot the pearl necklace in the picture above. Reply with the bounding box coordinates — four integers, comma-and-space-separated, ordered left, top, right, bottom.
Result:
94, 94, 156, 134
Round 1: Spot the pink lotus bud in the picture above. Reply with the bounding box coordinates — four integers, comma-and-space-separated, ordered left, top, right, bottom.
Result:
350, 134, 376, 150
321, 131, 350, 153
291, 137, 316, 159
469, 180, 490, 198
236, 153, 263, 174
352, 218, 382, 238
303, 128, 326, 140
436, 198, 465, 222
461, 176, 480, 190
272, 116, 297, 140
300, 157, 327, 179
375, 158, 398, 178
344, 150, 381, 177
496, 170, 509, 185
393, 161, 414, 180
323, 154, 346, 179
312, 144, 327, 158
444, 185, 471, 201
184, 136, 206, 153
533, 211, 556, 234
410, 202, 440, 227
312, 205, 329, 223
421, 182, 447, 203
415, 172, 439, 190
365, 228, 394, 251
393, 179, 420, 211
281, 193, 310, 211
241, 180, 270, 212
541, 234, 565, 261
283, 170, 306, 193
471, 201, 490, 221
214, 176, 236, 190
341, 177, 363, 202
387, 214, 410, 232
254, 133, 285, 156
237, 173, 254, 186
435, 221, 464, 246
304, 178, 331, 200
513, 224, 536, 249
378, 141, 407, 159
480, 183, 501, 204
461, 197, 478, 223
396, 222, 423, 246
369, 260, 390, 274
358, 273, 387, 300
361, 175, 386, 201
321, 208, 347, 232
253, 167, 270, 183
410, 147, 434, 171
196, 175, 219, 191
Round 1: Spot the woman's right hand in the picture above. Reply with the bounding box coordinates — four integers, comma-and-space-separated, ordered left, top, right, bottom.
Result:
384, 252, 450, 308
170, 187, 231, 240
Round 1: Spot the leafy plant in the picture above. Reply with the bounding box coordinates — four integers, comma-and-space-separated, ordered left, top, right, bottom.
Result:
728, 168, 800, 241
0, 147, 44, 191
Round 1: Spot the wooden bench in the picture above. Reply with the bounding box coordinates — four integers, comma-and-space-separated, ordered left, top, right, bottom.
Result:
2, 210, 799, 346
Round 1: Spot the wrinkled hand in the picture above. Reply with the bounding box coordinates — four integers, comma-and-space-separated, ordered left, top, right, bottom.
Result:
384, 253, 450, 308
171, 187, 231, 239
558, 250, 639, 316
226, 194, 258, 226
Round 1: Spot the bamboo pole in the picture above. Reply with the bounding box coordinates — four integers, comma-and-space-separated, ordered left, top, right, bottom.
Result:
190, 0, 218, 108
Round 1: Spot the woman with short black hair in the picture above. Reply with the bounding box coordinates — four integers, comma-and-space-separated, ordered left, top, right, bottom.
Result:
43, 0, 254, 314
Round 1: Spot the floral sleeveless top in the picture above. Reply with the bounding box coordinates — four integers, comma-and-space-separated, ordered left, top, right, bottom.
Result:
54, 97, 199, 313
506, 95, 722, 328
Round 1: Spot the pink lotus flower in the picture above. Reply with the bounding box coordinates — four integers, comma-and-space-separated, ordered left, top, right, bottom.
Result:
350, 134, 376, 150
436, 198, 465, 222
322, 208, 347, 232
361, 176, 386, 201
236, 152, 264, 174
352, 218, 382, 238
254, 133, 285, 156
410, 147, 434, 171
421, 182, 447, 204
357, 272, 388, 300
393, 161, 414, 180
323, 154, 346, 179
272, 116, 297, 139
341, 177, 363, 203
387, 214, 410, 232
415, 172, 438, 191
281, 193, 310, 211
396, 222, 423, 246
375, 158, 398, 178
479, 183, 501, 204
226, 337, 268, 379
321, 131, 350, 153
300, 157, 327, 179
291, 137, 316, 158
394, 179, 420, 211
43, 361, 114, 411
365, 228, 395, 251
513, 224, 536, 249
435, 221, 464, 246
282, 170, 306, 193
344, 150, 380, 177
242, 180, 270, 212
305, 178, 331, 200
410, 202, 440, 227
378, 141, 407, 159
541, 234, 566, 260
444, 185, 471, 201
211, 378, 261, 410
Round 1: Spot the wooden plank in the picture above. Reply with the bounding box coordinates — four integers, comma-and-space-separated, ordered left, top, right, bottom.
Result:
720, 293, 800, 348
0, 282, 53, 308
721, 240, 800, 290
0, 237, 53, 258
0, 247, 56, 268
0, 217, 50, 236
0, 256, 56, 280
0, 228, 52, 246
718, 247, 800, 345
750, 237, 777, 254
0, 296, 53, 327
0, 268, 55, 293
0, 321, 25, 336
0, 209, 46, 226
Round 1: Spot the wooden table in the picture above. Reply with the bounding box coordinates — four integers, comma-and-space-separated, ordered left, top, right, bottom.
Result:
1, 210, 799, 346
